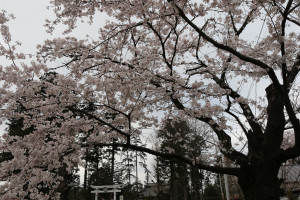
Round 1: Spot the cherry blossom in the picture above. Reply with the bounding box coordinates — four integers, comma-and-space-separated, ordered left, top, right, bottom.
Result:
0, 0, 299, 199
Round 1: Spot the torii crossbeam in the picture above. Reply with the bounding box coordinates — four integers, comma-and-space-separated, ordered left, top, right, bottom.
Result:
91, 184, 122, 200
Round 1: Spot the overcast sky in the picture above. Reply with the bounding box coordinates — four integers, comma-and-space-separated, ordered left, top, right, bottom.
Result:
2, 1, 54, 53
2, 1, 107, 54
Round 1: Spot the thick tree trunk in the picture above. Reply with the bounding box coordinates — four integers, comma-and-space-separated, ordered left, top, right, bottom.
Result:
238, 163, 282, 200
237, 84, 285, 200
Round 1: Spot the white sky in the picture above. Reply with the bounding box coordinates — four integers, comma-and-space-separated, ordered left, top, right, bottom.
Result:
1, 1, 107, 53
2, 1, 55, 53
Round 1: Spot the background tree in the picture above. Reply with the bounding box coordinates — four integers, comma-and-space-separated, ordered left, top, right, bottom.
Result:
0, 1, 300, 200
157, 119, 191, 200
156, 119, 210, 200
202, 183, 222, 200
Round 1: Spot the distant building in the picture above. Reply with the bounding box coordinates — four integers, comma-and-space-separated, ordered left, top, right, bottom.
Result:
279, 164, 300, 197
141, 183, 158, 197
140, 183, 169, 198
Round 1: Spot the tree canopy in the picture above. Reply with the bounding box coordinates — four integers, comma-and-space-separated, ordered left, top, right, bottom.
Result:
0, 1, 299, 199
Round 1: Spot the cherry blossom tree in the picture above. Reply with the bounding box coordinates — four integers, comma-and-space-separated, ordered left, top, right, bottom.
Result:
0, 1, 300, 199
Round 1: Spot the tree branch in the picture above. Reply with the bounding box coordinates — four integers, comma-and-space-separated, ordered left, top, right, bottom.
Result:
230, 8, 257, 37
286, 54, 300, 87
85, 142, 241, 175
210, 73, 263, 136
69, 107, 131, 143
168, 90, 249, 166
174, 4, 282, 90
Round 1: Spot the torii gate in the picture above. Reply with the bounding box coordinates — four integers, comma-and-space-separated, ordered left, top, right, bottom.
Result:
91, 184, 122, 200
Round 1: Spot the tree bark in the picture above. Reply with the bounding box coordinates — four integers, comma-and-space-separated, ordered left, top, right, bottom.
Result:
191, 166, 201, 200
83, 150, 88, 189
237, 84, 285, 200
238, 164, 282, 200
170, 162, 178, 200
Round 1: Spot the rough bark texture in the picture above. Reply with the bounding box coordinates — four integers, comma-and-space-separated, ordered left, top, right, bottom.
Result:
238, 164, 282, 200
238, 84, 285, 200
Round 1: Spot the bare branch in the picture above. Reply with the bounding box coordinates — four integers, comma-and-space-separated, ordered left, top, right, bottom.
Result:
86, 141, 241, 175
69, 107, 131, 142
175, 4, 282, 91
230, 8, 257, 36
